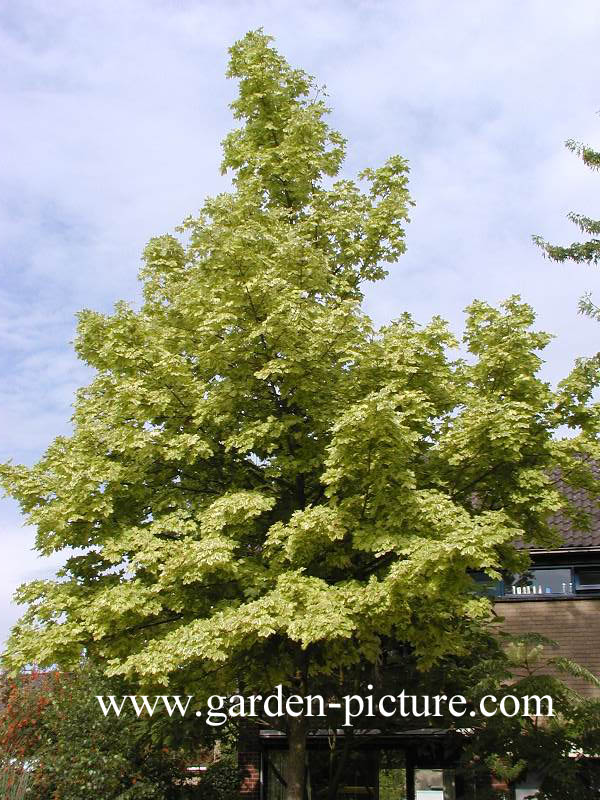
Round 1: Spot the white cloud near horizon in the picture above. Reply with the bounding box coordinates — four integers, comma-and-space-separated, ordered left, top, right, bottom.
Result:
1, 0, 600, 647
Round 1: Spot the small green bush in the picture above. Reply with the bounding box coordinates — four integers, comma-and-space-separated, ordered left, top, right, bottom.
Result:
196, 754, 239, 800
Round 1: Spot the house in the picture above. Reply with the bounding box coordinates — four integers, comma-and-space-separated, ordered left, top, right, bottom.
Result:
236, 481, 600, 800
496, 478, 600, 697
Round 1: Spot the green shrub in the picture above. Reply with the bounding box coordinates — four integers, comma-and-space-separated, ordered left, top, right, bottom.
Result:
0, 667, 184, 800
196, 754, 239, 800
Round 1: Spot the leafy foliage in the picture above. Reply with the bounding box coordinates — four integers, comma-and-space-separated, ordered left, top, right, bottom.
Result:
0, 669, 51, 761
196, 753, 239, 800
0, 667, 184, 800
453, 634, 600, 799
533, 133, 600, 317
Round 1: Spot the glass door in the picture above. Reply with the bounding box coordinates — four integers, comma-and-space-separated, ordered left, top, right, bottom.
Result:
307, 748, 378, 799
264, 747, 455, 800
266, 750, 288, 800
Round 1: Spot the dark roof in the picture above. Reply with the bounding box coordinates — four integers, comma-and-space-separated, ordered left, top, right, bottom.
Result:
545, 481, 600, 550
517, 464, 600, 551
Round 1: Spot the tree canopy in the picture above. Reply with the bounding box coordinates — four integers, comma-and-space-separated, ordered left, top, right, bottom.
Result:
3, 29, 600, 800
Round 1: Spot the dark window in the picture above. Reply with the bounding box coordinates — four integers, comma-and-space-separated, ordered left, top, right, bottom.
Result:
501, 565, 600, 597
575, 567, 600, 591
507, 568, 572, 596
470, 571, 504, 597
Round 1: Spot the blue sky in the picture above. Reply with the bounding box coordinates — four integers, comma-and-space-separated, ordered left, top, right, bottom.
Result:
1, 0, 600, 648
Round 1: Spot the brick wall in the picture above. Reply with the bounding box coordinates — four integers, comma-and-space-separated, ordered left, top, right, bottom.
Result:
238, 724, 261, 799
238, 752, 260, 798
495, 597, 600, 696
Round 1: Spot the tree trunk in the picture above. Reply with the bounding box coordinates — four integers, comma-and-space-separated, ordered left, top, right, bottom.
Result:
286, 712, 307, 800
327, 728, 353, 800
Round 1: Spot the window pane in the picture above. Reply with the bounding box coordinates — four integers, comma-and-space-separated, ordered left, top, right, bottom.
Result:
514, 769, 540, 798
470, 571, 504, 597
414, 768, 455, 800
507, 568, 571, 595
576, 568, 600, 589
